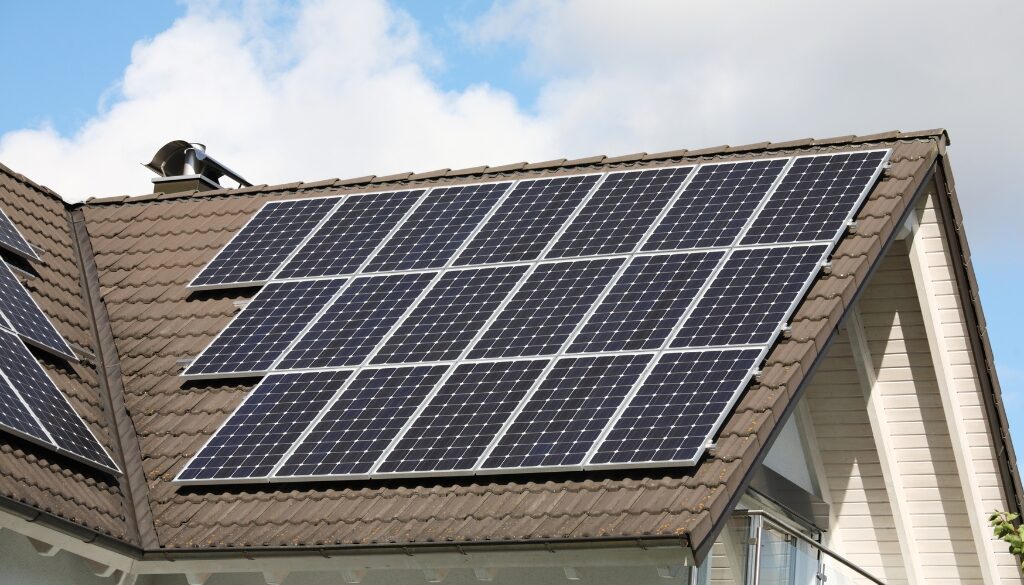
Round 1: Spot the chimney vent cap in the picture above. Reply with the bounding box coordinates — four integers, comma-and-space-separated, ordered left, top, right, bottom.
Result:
143, 140, 252, 190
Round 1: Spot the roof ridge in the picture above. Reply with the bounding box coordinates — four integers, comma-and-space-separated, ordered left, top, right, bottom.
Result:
0, 160, 68, 204
81, 129, 949, 207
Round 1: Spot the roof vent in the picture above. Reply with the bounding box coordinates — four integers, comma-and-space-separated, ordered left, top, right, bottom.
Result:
144, 140, 252, 194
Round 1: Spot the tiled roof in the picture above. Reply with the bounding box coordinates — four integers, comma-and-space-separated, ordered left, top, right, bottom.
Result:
2, 129, 1017, 558
0, 163, 130, 541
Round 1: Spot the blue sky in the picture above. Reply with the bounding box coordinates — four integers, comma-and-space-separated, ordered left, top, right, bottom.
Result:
0, 0, 1021, 447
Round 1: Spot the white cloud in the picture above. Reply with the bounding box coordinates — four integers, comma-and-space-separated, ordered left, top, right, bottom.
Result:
0, 0, 555, 201
1, 0, 1022, 257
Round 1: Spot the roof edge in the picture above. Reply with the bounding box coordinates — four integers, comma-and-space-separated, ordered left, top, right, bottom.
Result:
80, 129, 950, 207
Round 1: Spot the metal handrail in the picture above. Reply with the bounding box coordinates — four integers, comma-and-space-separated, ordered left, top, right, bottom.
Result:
740, 510, 887, 585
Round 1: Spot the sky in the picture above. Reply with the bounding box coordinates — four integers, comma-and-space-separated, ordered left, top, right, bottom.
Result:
0, 0, 1021, 444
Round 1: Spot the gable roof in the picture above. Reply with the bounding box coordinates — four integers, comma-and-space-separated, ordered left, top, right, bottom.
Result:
0, 129, 1018, 561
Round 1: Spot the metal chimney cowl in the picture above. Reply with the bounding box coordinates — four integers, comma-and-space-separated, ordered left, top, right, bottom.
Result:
143, 140, 252, 194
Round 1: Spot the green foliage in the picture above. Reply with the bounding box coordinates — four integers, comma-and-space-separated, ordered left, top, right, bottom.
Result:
990, 510, 1024, 570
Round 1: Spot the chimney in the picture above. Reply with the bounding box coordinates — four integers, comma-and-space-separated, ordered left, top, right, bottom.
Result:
143, 141, 252, 194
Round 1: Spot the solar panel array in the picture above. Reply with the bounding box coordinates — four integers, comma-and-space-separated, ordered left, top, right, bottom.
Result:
179, 149, 890, 483
0, 212, 117, 473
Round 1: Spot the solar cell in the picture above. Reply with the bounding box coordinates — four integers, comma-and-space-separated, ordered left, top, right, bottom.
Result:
277, 273, 434, 370
589, 349, 761, 466
177, 371, 351, 481
184, 279, 347, 378
547, 167, 691, 258
468, 258, 623, 359
191, 196, 340, 288
371, 265, 528, 365
0, 207, 41, 261
376, 359, 547, 474
454, 175, 600, 266
0, 330, 117, 471
481, 354, 652, 470
643, 159, 788, 251
365, 182, 511, 272
740, 150, 889, 245
0, 358, 51, 444
277, 365, 448, 478
568, 251, 724, 353
0, 261, 75, 359
276, 190, 423, 279
672, 245, 827, 348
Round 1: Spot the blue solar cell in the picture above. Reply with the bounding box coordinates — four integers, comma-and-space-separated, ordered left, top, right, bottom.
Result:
277, 273, 434, 370
184, 279, 347, 378
276, 190, 423, 279
740, 151, 888, 245
547, 167, 691, 258
468, 258, 623, 359
277, 365, 448, 478
0, 261, 75, 359
643, 159, 788, 251
482, 353, 652, 470
0, 207, 40, 260
371, 265, 528, 365
0, 330, 116, 471
377, 359, 547, 474
0, 353, 50, 444
672, 245, 826, 348
365, 183, 510, 272
177, 371, 352, 481
191, 196, 340, 288
454, 175, 600, 266
589, 349, 761, 466
569, 251, 724, 353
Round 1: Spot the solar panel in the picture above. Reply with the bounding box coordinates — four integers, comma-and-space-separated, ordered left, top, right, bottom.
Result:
642, 159, 788, 251
547, 167, 692, 259
0, 207, 41, 261
0, 261, 75, 359
568, 251, 724, 353
454, 175, 600, 266
376, 359, 547, 474
364, 182, 511, 272
177, 370, 352, 481
588, 349, 761, 466
275, 190, 423, 279
740, 150, 889, 245
468, 258, 623, 359
184, 279, 347, 378
0, 358, 51, 444
191, 196, 340, 289
481, 353, 652, 471
277, 273, 434, 370
672, 245, 827, 348
0, 330, 117, 472
276, 365, 448, 478
371, 265, 528, 365
178, 148, 892, 483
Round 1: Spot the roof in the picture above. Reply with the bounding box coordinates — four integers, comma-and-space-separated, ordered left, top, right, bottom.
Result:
0, 129, 1018, 559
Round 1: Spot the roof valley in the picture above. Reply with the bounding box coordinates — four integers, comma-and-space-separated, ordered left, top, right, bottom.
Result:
69, 206, 157, 549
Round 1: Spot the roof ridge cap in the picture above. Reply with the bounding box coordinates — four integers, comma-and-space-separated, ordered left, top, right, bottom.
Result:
79, 128, 949, 207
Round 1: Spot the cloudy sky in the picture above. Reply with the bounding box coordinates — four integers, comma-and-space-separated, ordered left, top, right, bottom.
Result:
1, 0, 1021, 439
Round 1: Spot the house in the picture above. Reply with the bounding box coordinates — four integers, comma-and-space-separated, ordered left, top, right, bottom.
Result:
0, 129, 1019, 585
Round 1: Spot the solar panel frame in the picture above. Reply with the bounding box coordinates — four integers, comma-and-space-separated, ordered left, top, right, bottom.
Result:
362, 182, 513, 273
188, 195, 343, 290
182, 278, 348, 380
0, 261, 77, 361
272, 190, 426, 280
739, 149, 892, 246
174, 370, 353, 483
0, 206, 42, 261
0, 350, 54, 446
